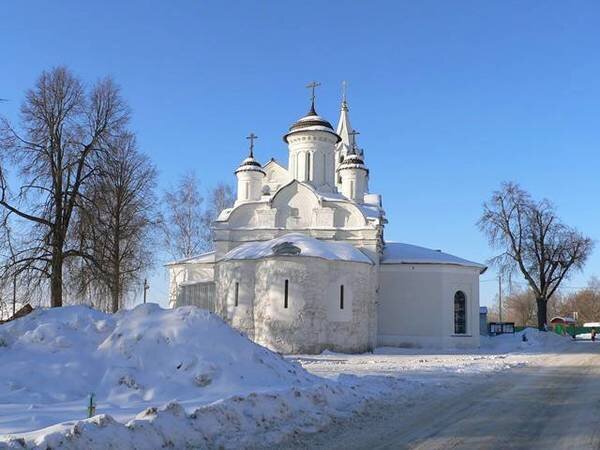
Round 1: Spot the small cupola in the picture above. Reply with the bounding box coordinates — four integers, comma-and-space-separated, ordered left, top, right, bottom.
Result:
337, 130, 368, 203
235, 133, 265, 205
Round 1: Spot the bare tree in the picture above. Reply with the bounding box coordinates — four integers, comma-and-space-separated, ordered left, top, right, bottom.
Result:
70, 133, 157, 312
201, 182, 235, 249
0, 67, 129, 307
162, 172, 207, 260
557, 277, 600, 325
479, 182, 593, 330
503, 289, 537, 327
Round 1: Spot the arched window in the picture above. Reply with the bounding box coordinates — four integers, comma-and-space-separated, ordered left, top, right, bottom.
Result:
234, 282, 239, 307
340, 285, 344, 309
454, 291, 467, 334
306, 153, 311, 181
284, 279, 289, 309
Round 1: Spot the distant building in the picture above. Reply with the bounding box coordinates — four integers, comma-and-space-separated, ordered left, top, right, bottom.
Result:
480, 306, 489, 335
167, 90, 486, 353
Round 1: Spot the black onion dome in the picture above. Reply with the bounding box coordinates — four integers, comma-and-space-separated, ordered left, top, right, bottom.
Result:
283, 104, 341, 144
337, 151, 368, 173
235, 156, 265, 175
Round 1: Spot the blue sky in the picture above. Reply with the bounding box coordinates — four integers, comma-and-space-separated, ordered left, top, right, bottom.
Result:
1, 1, 599, 306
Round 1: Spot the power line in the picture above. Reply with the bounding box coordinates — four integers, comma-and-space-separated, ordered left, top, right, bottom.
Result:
482, 277, 599, 291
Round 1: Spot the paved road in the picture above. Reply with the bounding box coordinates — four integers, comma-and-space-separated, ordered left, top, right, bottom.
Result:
283, 344, 600, 450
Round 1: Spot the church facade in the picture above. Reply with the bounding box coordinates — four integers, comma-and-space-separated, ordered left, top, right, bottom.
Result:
167, 90, 486, 353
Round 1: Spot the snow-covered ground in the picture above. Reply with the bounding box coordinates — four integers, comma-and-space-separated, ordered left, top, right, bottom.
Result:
0, 306, 574, 449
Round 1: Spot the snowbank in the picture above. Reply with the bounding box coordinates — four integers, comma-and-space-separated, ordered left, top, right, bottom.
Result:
481, 327, 572, 353
2, 384, 364, 450
0, 304, 319, 440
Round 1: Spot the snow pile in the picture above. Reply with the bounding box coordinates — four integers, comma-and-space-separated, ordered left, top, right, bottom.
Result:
0, 304, 339, 447
481, 327, 572, 353
4, 384, 364, 450
222, 233, 373, 264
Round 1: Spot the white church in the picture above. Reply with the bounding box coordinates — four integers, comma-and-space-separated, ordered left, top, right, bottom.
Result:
167, 86, 486, 353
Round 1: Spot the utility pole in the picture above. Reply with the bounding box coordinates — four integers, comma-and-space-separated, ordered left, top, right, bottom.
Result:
498, 274, 503, 322
143, 278, 149, 304
12, 274, 16, 317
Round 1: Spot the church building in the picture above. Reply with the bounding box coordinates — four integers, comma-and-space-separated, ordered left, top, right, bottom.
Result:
167, 86, 486, 353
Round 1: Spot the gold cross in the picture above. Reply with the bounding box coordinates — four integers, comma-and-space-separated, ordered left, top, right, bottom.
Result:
246, 132, 258, 157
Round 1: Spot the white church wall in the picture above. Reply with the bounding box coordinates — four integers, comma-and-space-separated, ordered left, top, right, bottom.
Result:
332, 202, 367, 228
272, 183, 319, 229
377, 264, 481, 349
441, 269, 481, 349
215, 260, 256, 339
263, 160, 288, 195
243, 257, 376, 354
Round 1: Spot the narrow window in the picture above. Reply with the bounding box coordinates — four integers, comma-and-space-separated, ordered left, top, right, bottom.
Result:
340, 285, 344, 310
284, 279, 289, 309
306, 153, 311, 181
454, 291, 467, 334
234, 282, 239, 307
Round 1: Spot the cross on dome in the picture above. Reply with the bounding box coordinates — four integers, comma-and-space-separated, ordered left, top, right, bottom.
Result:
246, 132, 258, 158
349, 129, 360, 154
306, 81, 321, 115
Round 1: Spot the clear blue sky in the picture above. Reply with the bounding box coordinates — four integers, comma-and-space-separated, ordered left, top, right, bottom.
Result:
1, 1, 599, 307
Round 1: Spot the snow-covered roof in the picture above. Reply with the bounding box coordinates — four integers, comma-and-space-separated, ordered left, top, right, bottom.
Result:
381, 243, 487, 273
358, 204, 385, 222
550, 316, 576, 325
165, 251, 216, 266
222, 233, 373, 264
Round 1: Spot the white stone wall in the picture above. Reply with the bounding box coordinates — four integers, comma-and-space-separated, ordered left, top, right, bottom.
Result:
377, 264, 481, 349
262, 160, 288, 195
215, 256, 377, 354
215, 260, 256, 339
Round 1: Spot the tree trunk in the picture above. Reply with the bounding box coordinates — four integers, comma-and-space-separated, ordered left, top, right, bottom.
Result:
50, 250, 63, 307
536, 297, 548, 331
110, 227, 121, 313
110, 257, 120, 313
110, 280, 119, 313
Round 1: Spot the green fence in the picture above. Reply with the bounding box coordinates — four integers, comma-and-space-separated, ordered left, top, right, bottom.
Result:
514, 325, 591, 335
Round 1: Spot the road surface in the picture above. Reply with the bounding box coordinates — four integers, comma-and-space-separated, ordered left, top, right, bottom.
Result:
281, 343, 600, 450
